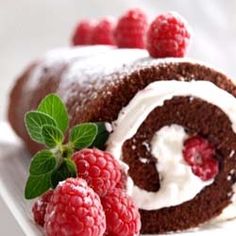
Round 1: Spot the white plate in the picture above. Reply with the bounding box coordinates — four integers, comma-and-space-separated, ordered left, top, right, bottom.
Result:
0, 122, 235, 236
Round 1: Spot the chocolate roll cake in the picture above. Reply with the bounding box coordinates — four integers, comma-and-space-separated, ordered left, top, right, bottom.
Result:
8, 46, 236, 234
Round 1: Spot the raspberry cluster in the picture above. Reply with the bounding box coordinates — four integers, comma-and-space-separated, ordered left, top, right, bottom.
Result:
71, 9, 191, 58
32, 149, 141, 236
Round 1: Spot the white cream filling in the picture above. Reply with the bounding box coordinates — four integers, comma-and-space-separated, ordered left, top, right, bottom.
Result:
106, 80, 236, 211
132, 124, 212, 210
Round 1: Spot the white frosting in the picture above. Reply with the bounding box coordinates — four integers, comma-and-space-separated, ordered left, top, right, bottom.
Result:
131, 124, 212, 210
106, 80, 236, 210
24, 46, 115, 116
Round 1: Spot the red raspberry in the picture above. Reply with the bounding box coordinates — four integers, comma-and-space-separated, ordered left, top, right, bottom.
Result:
192, 159, 219, 181
72, 19, 94, 45
114, 8, 148, 48
101, 188, 141, 236
147, 12, 191, 58
72, 148, 121, 197
44, 178, 106, 236
32, 190, 53, 226
115, 169, 128, 190
183, 136, 219, 181
91, 17, 115, 45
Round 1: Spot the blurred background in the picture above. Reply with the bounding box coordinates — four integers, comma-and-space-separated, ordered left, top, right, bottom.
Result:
0, 0, 236, 234
1, 0, 236, 122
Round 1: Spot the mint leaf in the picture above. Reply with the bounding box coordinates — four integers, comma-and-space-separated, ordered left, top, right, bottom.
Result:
30, 150, 57, 176
25, 111, 57, 143
25, 173, 52, 199
51, 159, 77, 188
42, 125, 64, 148
70, 123, 98, 149
92, 122, 110, 149
37, 94, 69, 132
64, 159, 77, 175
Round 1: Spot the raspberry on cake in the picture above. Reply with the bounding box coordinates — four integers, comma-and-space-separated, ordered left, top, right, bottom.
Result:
147, 12, 191, 58
72, 148, 122, 197
72, 19, 95, 45
115, 168, 128, 190
91, 17, 115, 45
114, 8, 148, 48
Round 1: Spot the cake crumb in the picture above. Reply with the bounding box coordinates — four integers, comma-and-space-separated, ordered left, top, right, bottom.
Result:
139, 157, 149, 164
227, 175, 232, 181
229, 150, 235, 158
142, 141, 150, 152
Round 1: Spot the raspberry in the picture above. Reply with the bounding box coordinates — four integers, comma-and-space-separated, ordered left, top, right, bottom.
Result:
32, 190, 53, 226
44, 178, 106, 236
183, 136, 215, 165
72, 148, 121, 197
147, 12, 191, 58
192, 159, 219, 181
101, 188, 141, 236
91, 17, 115, 45
115, 169, 128, 190
72, 19, 94, 45
183, 136, 219, 181
114, 8, 148, 48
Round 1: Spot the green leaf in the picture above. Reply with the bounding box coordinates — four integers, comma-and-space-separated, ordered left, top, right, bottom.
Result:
30, 150, 57, 176
64, 159, 77, 175
37, 94, 69, 133
92, 122, 110, 149
42, 125, 64, 148
25, 111, 57, 144
51, 159, 77, 188
70, 123, 98, 149
25, 173, 52, 199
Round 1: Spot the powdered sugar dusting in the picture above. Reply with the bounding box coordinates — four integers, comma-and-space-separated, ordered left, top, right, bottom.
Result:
25, 45, 231, 100
25, 46, 228, 118
57, 48, 149, 103
26, 46, 114, 92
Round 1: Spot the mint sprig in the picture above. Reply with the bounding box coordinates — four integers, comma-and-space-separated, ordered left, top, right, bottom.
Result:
37, 94, 69, 132
25, 150, 56, 199
42, 125, 64, 148
70, 123, 98, 149
24, 94, 111, 199
29, 150, 57, 176
25, 173, 52, 199
51, 159, 77, 188
25, 111, 57, 144
92, 122, 110, 149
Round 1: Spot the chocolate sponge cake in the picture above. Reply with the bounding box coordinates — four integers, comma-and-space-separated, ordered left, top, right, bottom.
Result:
8, 46, 236, 234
